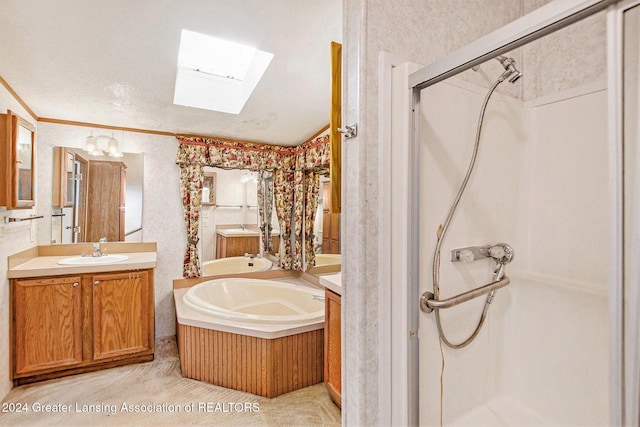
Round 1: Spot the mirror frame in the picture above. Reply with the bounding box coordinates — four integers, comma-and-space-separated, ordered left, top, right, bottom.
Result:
0, 110, 35, 209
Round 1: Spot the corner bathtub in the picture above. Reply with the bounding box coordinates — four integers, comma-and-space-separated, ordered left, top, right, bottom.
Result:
174, 277, 325, 397
183, 278, 324, 323
202, 256, 272, 276
314, 253, 341, 266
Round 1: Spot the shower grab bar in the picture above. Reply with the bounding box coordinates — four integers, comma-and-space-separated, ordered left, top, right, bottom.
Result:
420, 276, 510, 313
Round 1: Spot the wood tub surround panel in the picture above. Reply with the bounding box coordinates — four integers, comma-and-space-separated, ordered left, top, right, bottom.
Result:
177, 324, 324, 398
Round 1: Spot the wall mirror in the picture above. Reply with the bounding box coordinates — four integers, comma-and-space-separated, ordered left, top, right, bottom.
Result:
51, 146, 143, 244
199, 167, 340, 274
200, 167, 268, 262
257, 172, 341, 268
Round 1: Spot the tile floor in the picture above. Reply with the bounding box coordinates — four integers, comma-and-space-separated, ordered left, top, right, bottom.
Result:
0, 337, 341, 426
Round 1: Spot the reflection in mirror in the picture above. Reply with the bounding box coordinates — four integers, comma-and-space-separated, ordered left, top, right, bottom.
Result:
16, 123, 34, 202
317, 177, 341, 267
258, 170, 275, 254
51, 147, 143, 244
200, 168, 275, 264
199, 167, 339, 274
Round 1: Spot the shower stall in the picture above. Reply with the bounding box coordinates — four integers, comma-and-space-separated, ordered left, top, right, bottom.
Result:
396, 0, 640, 425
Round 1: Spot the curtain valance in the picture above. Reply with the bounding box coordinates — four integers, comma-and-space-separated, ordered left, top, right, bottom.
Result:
176, 134, 329, 172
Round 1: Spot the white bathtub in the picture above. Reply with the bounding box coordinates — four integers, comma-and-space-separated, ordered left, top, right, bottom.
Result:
202, 256, 272, 275
182, 278, 324, 324
315, 253, 341, 266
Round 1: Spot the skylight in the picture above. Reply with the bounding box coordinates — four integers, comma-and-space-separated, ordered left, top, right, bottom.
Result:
173, 30, 273, 114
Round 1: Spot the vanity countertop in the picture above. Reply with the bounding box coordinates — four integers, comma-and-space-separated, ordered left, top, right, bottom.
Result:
216, 229, 260, 237
319, 272, 342, 296
7, 243, 157, 279
216, 228, 280, 238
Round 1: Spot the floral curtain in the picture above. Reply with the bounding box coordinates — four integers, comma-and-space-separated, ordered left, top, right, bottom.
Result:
292, 169, 305, 270
176, 133, 329, 273
295, 134, 330, 170
177, 136, 295, 171
274, 169, 295, 269
303, 172, 320, 269
176, 143, 207, 277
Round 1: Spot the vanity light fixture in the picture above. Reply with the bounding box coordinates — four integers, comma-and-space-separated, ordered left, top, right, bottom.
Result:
84, 132, 124, 157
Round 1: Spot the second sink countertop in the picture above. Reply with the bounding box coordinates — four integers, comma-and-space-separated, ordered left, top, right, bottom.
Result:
319, 272, 342, 296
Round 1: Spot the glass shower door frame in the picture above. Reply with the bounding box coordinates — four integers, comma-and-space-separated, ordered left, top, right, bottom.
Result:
609, 1, 640, 425
406, 0, 637, 424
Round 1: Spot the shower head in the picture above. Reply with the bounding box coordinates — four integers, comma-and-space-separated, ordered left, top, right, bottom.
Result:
495, 56, 522, 83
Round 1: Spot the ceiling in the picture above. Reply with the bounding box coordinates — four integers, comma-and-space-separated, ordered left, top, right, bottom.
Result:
0, 0, 342, 146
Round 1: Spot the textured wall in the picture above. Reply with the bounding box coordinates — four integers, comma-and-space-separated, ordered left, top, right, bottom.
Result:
417, 79, 608, 425
0, 86, 39, 401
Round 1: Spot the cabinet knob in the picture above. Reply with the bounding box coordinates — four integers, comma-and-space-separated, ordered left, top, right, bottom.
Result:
73, 282, 79, 287
94, 281, 99, 286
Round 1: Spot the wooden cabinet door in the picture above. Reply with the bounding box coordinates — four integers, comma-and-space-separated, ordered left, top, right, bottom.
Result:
324, 289, 341, 407
13, 276, 83, 375
92, 271, 151, 360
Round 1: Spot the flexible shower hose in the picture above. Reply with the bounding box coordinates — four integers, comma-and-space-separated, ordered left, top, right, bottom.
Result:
432, 75, 507, 349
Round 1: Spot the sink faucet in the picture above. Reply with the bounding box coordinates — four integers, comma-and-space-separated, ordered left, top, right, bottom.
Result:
240, 224, 246, 231
92, 237, 107, 257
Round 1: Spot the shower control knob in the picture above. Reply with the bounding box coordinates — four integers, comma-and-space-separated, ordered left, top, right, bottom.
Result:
489, 246, 506, 259
489, 243, 514, 264
459, 249, 475, 263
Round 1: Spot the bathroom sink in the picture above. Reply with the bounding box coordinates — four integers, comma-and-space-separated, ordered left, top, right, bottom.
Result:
57, 254, 129, 265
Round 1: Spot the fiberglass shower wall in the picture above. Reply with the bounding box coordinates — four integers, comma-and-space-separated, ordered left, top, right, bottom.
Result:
417, 56, 608, 427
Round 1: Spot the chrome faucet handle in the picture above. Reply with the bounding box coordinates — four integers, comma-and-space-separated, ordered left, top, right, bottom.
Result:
92, 241, 103, 257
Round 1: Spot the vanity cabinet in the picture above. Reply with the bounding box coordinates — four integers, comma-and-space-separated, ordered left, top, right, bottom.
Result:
215, 233, 260, 258
0, 110, 35, 209
11, 269, 154, 385
324, 288, 341, 407
215, 232, 280, 258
